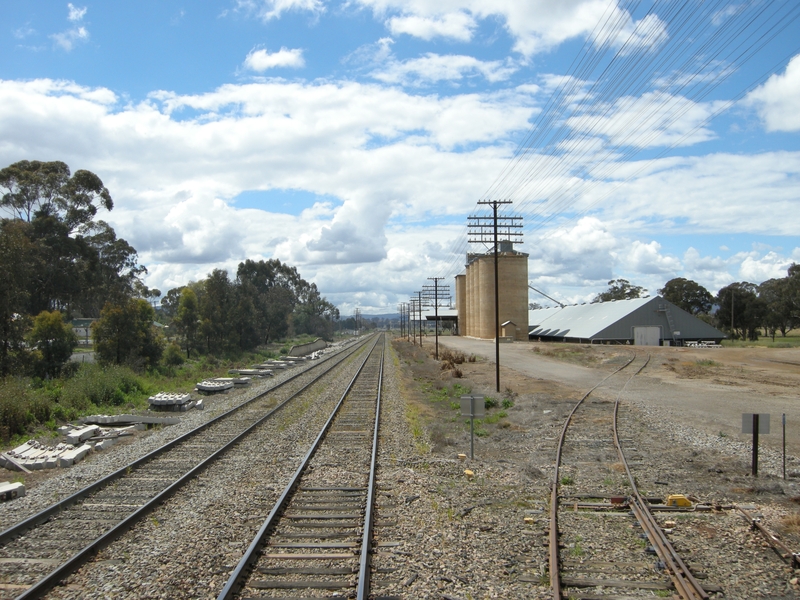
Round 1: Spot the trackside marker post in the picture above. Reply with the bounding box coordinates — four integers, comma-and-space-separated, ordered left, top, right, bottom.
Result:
461, 395, 485, 460
742, 413, 770, 477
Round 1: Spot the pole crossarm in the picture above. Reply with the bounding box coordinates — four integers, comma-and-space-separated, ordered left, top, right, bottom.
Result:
466, 199, 523, 392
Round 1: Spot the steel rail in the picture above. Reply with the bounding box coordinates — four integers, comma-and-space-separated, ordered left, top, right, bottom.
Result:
5, 335, 375, 600
1, 336, 368, 546
736, 505, 800, 568
612, 355, 708, 600
217, 334, 384, 600
356, 340, 383, 600
548, 351, 636, 599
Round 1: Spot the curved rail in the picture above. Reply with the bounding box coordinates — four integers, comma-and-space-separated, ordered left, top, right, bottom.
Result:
217, 334, 385, 599
611, 354, 708, 600
548, 351, 636, 598
1, 335, 375, 600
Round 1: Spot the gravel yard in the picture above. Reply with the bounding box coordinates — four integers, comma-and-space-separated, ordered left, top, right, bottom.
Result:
378, 336, 800, 599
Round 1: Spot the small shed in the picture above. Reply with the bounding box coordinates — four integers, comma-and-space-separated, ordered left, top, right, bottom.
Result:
500, 320, 518, 338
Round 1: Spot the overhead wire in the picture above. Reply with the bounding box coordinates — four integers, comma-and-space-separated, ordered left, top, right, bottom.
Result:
432, 0, 799, 296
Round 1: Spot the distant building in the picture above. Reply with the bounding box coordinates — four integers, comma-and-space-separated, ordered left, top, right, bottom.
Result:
528, 296, 725, 345
71, 318, 96, 346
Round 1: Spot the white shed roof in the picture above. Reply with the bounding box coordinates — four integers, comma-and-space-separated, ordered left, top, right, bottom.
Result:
528, 296, 724, 341
528, 297, 654, 339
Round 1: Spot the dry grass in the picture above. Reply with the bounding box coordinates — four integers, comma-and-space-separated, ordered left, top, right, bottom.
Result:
780, 513, 800, 535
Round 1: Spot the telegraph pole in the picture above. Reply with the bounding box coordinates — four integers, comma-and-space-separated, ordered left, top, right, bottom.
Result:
417, 291, 424, 347
408, 298, 417, 345
468, 201, 522, 393
424, 277, 449, 360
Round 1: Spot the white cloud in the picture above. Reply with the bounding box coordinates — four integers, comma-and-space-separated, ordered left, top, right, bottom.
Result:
738, 251, 796, 283
567, 92, 722, 150
51, 3, 89, 51
745, 53, 800, 132
235, 0, 324, 21
2, 75, 797, 311
0, 77, 536, 299
13, 25, 36, 40
587, 151, 800, 237
354, 0, 638, 57
624, 240, 681, 274
387, 12, 475, 42
372, 53, 517, 86
67, 3, 87, 22
244, 47, 305, 71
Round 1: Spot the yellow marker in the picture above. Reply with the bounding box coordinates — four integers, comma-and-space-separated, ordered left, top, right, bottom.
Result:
665, 494, 692, 507
458, 453, 467, 461
464, 469, 474, 479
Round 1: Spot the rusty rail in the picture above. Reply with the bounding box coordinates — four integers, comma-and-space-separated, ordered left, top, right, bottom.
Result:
548, 351, 636, 599
613, 355, 708, 600
737, 505, 800, 568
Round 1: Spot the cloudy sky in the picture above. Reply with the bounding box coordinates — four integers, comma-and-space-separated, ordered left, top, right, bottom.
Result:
2, 1, 799, 315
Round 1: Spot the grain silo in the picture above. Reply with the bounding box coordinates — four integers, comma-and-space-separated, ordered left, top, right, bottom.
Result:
455, 274, 466, 336
457, 242, 529, 341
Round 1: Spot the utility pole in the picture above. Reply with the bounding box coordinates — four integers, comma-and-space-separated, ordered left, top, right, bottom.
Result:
409, 298, 417, 344
423, 278, 450, 361
416, 291, 424, 347
468, 201, 523, 392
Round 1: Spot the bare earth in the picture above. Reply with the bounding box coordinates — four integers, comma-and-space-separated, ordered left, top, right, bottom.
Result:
438, 336, 800, 457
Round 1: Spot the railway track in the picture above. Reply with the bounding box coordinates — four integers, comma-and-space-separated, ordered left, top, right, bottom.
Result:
218, 333, 387, 600
549, 352, 711, 600
0, 336, 374, 600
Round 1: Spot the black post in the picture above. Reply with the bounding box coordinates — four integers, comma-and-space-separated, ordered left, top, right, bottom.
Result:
492, 203, 500, 392
418, 291, 423, 348
752, 413, 759, 477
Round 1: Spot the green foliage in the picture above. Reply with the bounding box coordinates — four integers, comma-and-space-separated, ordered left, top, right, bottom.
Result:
484, 396, 499, 409
716, 282, 766, 341
502, 397, 514, 409
59, 363, 148, 409
27, 310, 77, 379
659, 277, 712, 315
0, 378, 52, 437
560, 475, 575, 485
592, 278, 646, 303
162, 342, 185, 367
0, 220, 34, 377
93, 298, 164, 370
173, 288, 200, 358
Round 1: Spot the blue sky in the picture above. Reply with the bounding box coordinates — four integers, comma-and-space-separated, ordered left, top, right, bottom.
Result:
2, 1, 800, 314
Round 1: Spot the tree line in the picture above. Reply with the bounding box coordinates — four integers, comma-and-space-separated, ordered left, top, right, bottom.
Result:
159, 259, 339, 360
0, 160, 338, 378
591, 271, 800, 341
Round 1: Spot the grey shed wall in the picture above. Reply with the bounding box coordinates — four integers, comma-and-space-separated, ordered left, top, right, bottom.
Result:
592, 297, 724, 342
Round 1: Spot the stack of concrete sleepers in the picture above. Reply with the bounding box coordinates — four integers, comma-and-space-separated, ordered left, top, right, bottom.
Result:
229, 368, 273, 378
195, 380, 233, 395
0, 440, 92, 471
213, 376, 250, 387
148, 392, 196, 411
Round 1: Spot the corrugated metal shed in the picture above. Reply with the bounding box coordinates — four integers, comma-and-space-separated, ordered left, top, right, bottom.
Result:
528, 296, 725, 344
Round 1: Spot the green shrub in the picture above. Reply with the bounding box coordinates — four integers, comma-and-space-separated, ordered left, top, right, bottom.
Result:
0, 379, 35, 437
60, 364, 148, 409
163, 343, 184, 367
484, 396, 499, 409
502, 398, 514, 409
